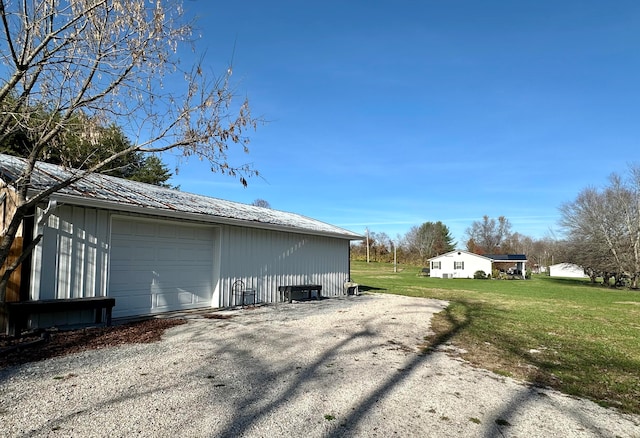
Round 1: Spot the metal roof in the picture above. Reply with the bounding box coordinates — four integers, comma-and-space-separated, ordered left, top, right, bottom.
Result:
485, 254, 528, 261
0, 154, 363, 240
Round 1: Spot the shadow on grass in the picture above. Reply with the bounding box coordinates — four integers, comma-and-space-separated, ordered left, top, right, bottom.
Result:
489, 324, 640, 415
421, 299, 640, 434
4, 296, 635, 436
203, 298, 636, 437
474, 331, 640, 435
538, 275, 614, 289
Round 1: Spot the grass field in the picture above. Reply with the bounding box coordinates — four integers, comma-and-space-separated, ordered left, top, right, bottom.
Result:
350, 260, 640, 415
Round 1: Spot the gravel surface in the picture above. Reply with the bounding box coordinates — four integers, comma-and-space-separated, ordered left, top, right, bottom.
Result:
1, 293, 639, 437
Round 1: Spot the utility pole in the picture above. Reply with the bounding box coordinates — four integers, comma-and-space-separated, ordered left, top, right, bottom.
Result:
393, 241, 397, 273
366, 227, 370, 263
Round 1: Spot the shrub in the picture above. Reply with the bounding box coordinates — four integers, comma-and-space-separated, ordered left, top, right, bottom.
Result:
474, 270, 487, 279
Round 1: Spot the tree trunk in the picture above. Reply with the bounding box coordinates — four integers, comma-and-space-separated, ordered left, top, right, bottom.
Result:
0, 236, 22, 333
0, 237, 22, 302
602, 272, 611, 287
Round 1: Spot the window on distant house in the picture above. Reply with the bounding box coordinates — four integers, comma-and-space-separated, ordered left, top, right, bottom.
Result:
454, 261, 464, 270
431, 261, 441, 269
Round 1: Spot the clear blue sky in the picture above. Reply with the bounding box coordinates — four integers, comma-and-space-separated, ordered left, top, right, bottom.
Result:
165, 0, 640, 246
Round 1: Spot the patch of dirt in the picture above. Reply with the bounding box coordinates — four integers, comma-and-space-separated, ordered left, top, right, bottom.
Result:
203, 314, 234, 320
0, 318, 186, 369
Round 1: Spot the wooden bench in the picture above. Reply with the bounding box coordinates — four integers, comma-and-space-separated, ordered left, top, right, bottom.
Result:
5, 297, 116, 337
277, 285, 322, 303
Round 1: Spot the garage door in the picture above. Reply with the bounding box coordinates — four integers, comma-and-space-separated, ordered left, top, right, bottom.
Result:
109, 217, 215, 318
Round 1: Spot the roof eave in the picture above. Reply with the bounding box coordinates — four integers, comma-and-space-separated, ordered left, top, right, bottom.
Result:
46, 192, 363, 240
428, 250, 493, 261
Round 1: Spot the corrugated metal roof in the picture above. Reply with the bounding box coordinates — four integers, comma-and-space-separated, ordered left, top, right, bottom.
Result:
0, 153, 363, 240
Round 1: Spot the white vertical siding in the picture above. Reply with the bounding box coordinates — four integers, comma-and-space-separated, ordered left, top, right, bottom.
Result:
32, 204, 110, 301
28, 205, 352, 327
217, 225, 350, 307
29, 204, 110, 327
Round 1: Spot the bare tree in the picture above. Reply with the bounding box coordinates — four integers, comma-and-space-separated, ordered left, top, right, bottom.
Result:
350, 230, 393, 263
559, 165, 640, 288
529, 236, 566, 272
465, 215, 512, 254
501, 232, 528, 255
404, 221, 455, 263
0, 0, 260, 301
251, 199, 271, 209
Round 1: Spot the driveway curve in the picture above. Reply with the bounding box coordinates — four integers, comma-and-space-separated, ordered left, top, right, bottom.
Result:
1, 293, 638, 437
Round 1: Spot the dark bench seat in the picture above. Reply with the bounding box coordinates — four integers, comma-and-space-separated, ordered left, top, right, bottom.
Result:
277, 285, 322, 303
5, 297, 116, 336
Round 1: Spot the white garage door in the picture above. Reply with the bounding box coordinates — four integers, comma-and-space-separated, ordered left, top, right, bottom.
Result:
109, 217, 215, 318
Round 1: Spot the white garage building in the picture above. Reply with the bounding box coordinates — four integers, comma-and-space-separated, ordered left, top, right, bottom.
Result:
1, 154, 362, 329
548, 263, 587, 278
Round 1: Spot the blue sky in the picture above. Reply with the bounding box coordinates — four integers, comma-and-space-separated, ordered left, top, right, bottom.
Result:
165, 0, 639, 246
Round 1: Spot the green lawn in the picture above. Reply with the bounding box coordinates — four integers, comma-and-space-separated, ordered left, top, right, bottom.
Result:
350, 260, 640, 415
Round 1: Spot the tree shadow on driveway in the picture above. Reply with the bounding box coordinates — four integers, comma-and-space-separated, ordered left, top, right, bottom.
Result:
186, 298, 467, 437
189, 296, 638, 437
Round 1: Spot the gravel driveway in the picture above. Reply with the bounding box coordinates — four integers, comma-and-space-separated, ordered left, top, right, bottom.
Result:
1, 293, 639, 437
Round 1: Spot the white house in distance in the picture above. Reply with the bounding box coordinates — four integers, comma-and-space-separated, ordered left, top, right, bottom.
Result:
549, 263, 587, 278
428, 250, 527, 279
0, 154, 362, 331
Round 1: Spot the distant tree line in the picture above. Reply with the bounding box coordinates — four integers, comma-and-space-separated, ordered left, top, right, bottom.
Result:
351, 219, 563, 272
350, 223, 456, 266
350, 230, 398, 264
352, 164, 640, 289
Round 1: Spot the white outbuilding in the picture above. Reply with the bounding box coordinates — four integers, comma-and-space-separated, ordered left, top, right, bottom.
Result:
548, 263, 587, 278
0, 154, 362, 331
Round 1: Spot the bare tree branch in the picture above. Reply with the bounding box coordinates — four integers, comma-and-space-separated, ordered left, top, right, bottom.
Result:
0, 0, 262, 301
560, 165, 640, 288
